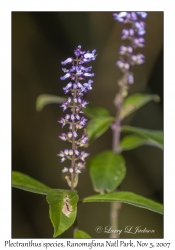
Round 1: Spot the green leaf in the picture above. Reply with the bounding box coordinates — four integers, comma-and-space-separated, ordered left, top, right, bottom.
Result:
86, 117, 115, 144
74, 230, 91, 238
120, 135, 152, 151
36, 94, 66, 111
83, 104, 110, 119
12, 171, 51, 195
88, 151, 126, 193
46, 189, 79, 237
121, 126, 163, 150
121, 94, 160, 119
83, 191, 163, 214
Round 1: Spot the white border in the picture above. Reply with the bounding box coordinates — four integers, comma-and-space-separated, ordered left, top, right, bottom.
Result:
0, 0, 172, 11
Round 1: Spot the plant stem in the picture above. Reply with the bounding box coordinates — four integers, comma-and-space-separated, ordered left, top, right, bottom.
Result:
71, 90, 76, 190
110, 121, 122, 238
110, 202, 122, 238
110, 72, 128, 238
71, 59, 79, 191
72, 215, 78, 238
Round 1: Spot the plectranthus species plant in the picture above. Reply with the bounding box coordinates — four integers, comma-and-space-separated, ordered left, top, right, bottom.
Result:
12, 12, 163, 239
112, 11, 147, 152
109, 11, 148, 238
57, 45, 96, 190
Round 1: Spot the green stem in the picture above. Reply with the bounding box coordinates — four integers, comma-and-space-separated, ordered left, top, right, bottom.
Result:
110, 21, 134, 234
110, 202, 122, 238
110, 72, 128, 238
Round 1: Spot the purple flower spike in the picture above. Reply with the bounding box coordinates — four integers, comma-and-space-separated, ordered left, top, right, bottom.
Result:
58, 46, 97, 188
113, 11, 147, 85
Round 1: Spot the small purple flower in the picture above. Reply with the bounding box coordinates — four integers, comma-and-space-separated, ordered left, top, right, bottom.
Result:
128, 74, 134, 84
74, 45, 85, 57
60, 157, 66, 162
133, 37, 145, 48
63, 82, 72, 94
75, 169, 81, 174
116, 61, 130, 71
137, 12, 147, 19
58, 117, 67, 128
74, 149, 79, 156
113, 12, 127, 22
121, 29, 135, 39
61, 57, 73, 65
57, 150, 64, 157
60, 97, 72, 111
62, 167, 68, 173
79, 151, 90, 161
83, 50, 96, 59
68, 149, 73, 156
131, 54, 145, 65
60, 73, 71, 81
69, 168, 73, 173
81, 101, 89, 109
75, 114, 80, 120
83, 72, 95, 77
83, 79, 93, 91
77, 82, 83, 89
73, 131, 78, 138
135, 21, 146, 36
59, 133, 67, 141
78, 134, 88, 147
58, 46, 96, 188
119, 46, 133, 55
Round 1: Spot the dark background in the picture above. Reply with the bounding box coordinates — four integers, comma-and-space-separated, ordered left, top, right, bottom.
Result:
12, 12, 163, 238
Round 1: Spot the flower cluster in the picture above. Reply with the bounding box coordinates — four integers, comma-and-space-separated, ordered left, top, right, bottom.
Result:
113, 12, 147, 85
58, 45, 97, 188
